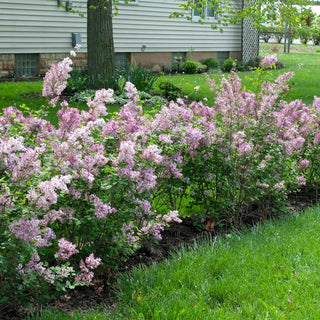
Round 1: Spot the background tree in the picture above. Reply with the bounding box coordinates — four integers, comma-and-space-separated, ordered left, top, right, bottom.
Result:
238, 0, 310, 52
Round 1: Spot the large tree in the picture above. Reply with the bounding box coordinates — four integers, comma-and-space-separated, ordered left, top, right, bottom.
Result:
87, 0, 115, 89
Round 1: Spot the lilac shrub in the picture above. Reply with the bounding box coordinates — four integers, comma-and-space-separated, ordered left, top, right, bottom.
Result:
0, 50, 178, 311
1, 51, 320, 311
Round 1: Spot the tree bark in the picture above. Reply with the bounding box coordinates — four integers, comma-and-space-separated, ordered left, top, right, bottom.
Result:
87, 0, 115, 89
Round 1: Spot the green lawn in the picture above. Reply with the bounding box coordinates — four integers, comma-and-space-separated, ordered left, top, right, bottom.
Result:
0, 81, 45, 109
29, 206, 320, 319
159, 43, 320, 107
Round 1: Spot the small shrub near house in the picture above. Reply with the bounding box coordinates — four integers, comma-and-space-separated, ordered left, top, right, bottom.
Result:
64, 69, 89, 94
118, 64, 158, 93
64, 64, 158, 96
159, 81, 183, 100
201, 58, 220, 72
181, 60, 198, 74
222, 57, 235, 72
180, 60, 206, 74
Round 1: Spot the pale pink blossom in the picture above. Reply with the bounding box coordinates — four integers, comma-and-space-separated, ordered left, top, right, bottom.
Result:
256, 181, 269, 188
296, 175, 306, 185
162, 210, 182, 224
141, 223, 164, 240
299, 159, 311, 170
56, 238, 79, 260
85, 253, 102, 270
141, 144, 163, 164
274, 181, 285, 190
42, 57, 73, 107
260, 54, 278, 69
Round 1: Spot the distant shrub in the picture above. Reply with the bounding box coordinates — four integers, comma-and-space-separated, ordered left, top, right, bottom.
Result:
235, 60, 246, 72
259, 27, 272, 43
201, 58, 220, 70
147, 95, 168, 107
222, 58, 235, 72
246, 57, 261, 70
312, 27, 320, 45
298, 27, 312, 45
275, 61, 285, 70
70, 89, 96, 103
196, 62, 207, 73
159, 81, 183, 100
270, 45, 280, 52
181, 60, 199, 74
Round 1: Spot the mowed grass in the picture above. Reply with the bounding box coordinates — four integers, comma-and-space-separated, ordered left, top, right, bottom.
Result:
29, 206, 320, 319
0, 81, 45, 108
159, 43, 320, 106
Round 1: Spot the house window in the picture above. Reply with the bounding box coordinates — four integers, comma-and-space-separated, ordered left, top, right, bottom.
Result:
217, 51, 229, 66
14, 54, 39, 78
115, 53, 129, 72
192, 1, 217, 22
119, 0, 138, 4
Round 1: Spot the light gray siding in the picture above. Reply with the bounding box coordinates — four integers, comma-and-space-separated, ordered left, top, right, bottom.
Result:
0, 0, 87, 54
0, 0, 242, 54
115, 0, 242, 53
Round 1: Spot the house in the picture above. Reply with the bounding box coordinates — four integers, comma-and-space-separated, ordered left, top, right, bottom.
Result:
0, 0, 258, 79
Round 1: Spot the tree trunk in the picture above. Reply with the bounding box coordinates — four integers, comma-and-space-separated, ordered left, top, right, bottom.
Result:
87, 0, 115, 89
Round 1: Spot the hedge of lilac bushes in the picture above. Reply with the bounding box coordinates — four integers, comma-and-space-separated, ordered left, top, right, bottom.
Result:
1, 50, 320, 310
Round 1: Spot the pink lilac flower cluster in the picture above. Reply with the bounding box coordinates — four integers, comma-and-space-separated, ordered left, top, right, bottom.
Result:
162, 210, 182, 224
56, 238, 79, 260
42, 57, 73, 107
9, 217, 56, 247
260, 53, 278, 69
74, 254, 101, 284
90, 194, 117, 218
19, 252, 55, 284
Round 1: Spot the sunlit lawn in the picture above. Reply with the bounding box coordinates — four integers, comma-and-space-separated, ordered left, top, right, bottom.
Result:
159, 43, 320, 106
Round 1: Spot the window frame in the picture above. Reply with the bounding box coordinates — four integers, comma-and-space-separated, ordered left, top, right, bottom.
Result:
192, 1, 217, 23
118, 0, 139, 5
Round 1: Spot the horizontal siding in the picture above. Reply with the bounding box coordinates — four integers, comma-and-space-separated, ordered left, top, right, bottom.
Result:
0, 0, 242, 54
113, 0, 242, 52
0, 0, 87, 53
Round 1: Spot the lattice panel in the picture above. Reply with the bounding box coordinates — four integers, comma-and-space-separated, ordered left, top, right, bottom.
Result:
242, 0, 259, 63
